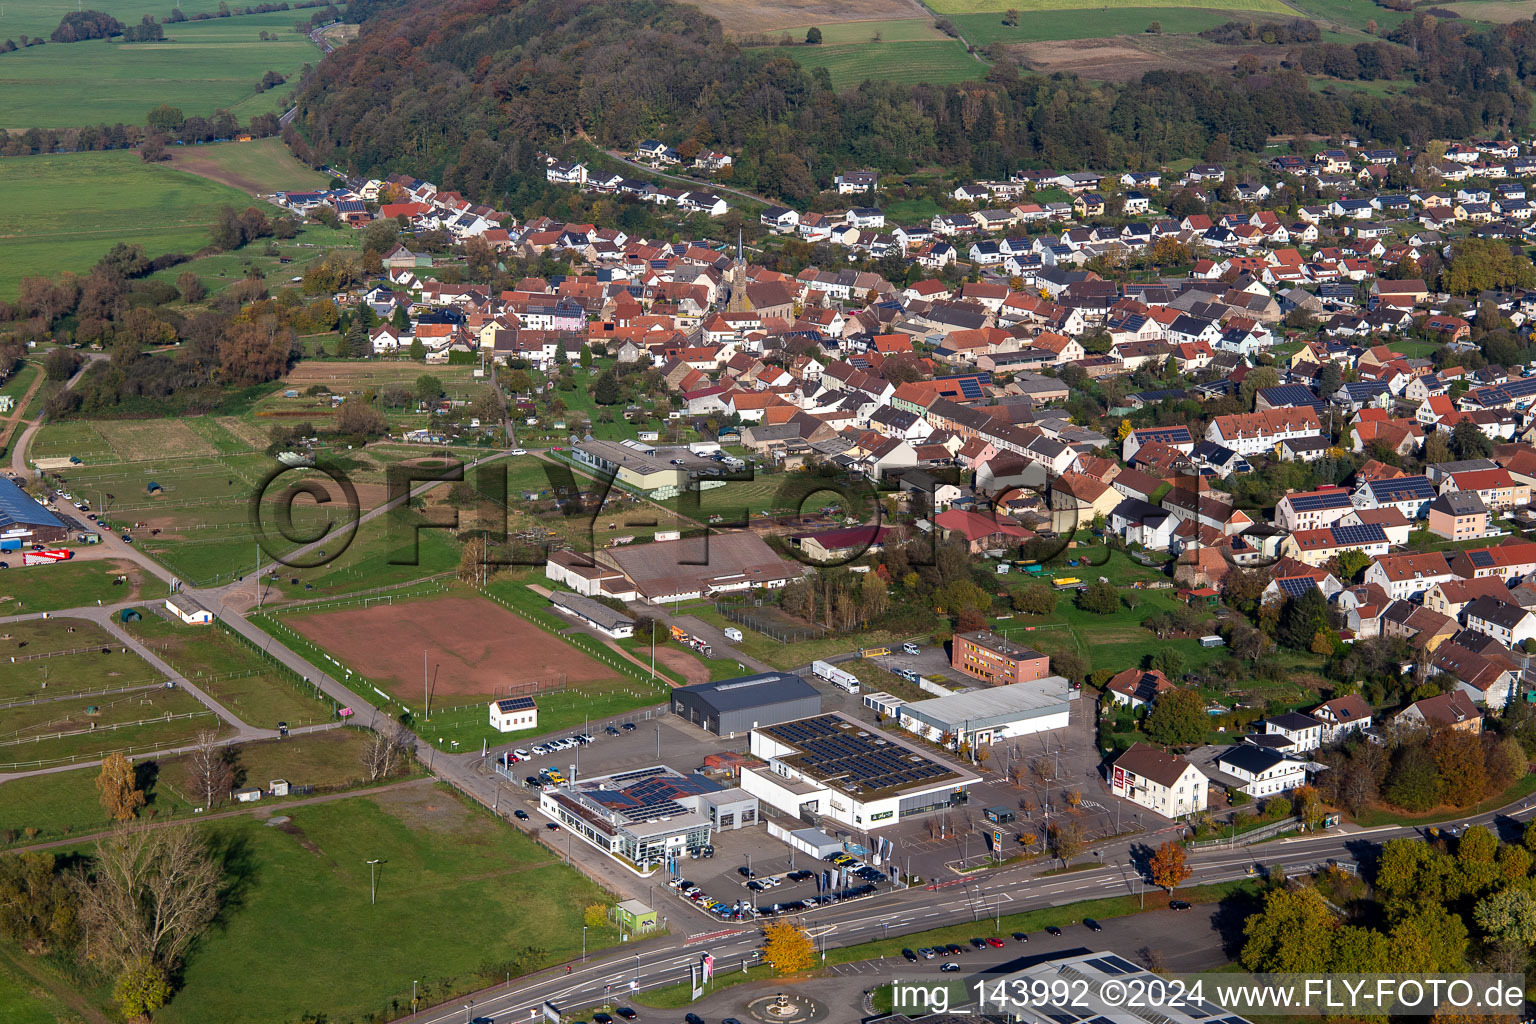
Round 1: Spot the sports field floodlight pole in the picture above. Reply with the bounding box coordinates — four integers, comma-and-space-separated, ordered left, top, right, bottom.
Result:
366, 858, 381, 904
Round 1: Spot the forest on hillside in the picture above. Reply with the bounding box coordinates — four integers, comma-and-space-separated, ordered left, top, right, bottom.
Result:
290, 0, 1536, 207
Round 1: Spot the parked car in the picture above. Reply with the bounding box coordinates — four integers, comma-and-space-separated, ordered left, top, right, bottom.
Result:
1045, 926, 1062, 937
1084, 919, 1103, 932
1169, 900, 1191, 912
513, 810, 529, 820
615, 1009, 637, 1021
970, 938, 989, 950
940, 962, 961, 973
545, 822, 560, 831
902, 949, 918, 963
918, 948, 935, 959
1013, 932, 1029, 942
986, 937, 1004, 948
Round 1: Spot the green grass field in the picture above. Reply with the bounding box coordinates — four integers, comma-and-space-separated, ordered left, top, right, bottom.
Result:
166, 135, 332, 194
0, 11, 322, 129
0, 728, 399, 846
0, 0, 240, 47
776, 39, 984, 88
929, 0, 1288, 11
150, 786, 619, 1024
0, 149, 254, 299
954, 6, 1235, 43
127, 615, 336, 727
0, 619, 163, 703
881, 197, 945, 223
1287, 0, 1411, 32
775, 19, 948, 43
0, 950, 81, 1024
0, 558, 148, 615
147, 220, 360, 299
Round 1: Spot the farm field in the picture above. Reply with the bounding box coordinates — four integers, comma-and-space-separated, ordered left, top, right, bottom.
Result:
0, 558, 147, 615
706, 0, 930, 34
954, 6, 1239, 44
166, 136, 332, 194
774, 38, 983, 87
927, 0, 1288, 12
772, 18, 948, 42
0, 11, 322, 129
1444, 0, 1536, 21
0, 0, 238, 46
0, 728, 392, 846
127, 614, 336, 727
0, 150, 254, 300
1288, 0, 1413, 32
1011, 31, 1264, 80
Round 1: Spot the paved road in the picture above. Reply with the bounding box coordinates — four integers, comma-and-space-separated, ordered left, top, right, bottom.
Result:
396, 797, 1536, 1023
601, 148, 780, 208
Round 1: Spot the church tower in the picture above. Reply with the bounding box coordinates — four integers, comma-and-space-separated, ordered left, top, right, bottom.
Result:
727, 228, 751, 313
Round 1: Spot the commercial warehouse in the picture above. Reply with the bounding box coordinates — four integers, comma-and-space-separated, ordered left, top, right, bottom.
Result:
743, 713, 978, 829
897, 677, 1073, 746
671, 672, 822, 736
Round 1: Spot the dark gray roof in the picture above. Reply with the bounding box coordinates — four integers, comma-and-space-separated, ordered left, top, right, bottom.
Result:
548, 590, 634, 631
673, 672, 819, 713
1219, 744, 1290, 775
1266, 711, 1322, 732
1465, 595, 1530, 630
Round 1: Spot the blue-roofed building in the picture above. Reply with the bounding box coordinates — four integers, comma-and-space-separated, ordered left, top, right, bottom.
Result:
0, 478, 67, 543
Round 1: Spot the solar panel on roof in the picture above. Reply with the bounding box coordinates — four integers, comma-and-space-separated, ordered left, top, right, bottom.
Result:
1470, 550, 1496, 567
1276, 577, 1316, 598
1287, 490, 1351, 512
1332, 524, 1386, 546
494, 696, 536, 713
959, 378, 984, 399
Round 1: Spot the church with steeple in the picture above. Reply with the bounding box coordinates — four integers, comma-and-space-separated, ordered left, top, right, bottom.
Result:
726, 228, 752, 313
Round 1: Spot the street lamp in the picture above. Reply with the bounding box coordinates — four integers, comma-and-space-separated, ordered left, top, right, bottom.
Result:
463, 1001, 472, 1023
583, 925, 588, 962
365, 858, 382, 905
412, 980, 418, 1013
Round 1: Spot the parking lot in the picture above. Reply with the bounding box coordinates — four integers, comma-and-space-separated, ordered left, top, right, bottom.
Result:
489, 656, 1157, 909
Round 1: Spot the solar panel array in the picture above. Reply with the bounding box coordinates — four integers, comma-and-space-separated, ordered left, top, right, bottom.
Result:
765, 715, 955, 793
494, 696, 536, 713
1275, 576, 1317, 598
1285, 490, 1352, 512
1135, 426, 1193, 442
1469, 549, 1496, 568
1331, 523, 1387, 546
1370, 476, 1434, 501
